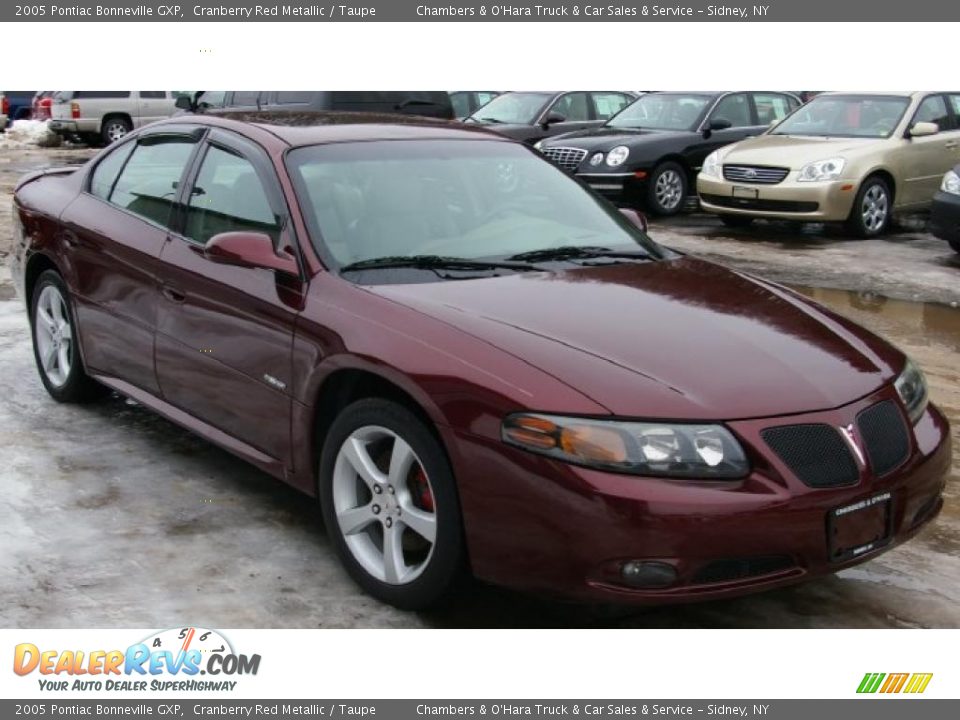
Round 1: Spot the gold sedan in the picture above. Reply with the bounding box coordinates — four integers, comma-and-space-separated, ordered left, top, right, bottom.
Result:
697, 91, 960, 236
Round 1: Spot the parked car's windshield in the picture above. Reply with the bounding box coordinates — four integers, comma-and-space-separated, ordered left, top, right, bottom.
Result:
771, 94, 910, 138
467, 92, 551, 125
607, 93, 714, 131
287, 139, 664, 273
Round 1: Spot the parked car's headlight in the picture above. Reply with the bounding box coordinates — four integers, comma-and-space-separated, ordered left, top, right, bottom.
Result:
701, 150, 723, 178
533, 140, 544, 151
941, 170, 960, 196
797, 157, 846, 182
502, 413, 749, 479
894, 359, 928, 424
606, 146, 630, 167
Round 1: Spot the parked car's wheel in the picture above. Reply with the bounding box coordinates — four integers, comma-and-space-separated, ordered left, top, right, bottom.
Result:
101, 116, 132, 145
646, 161, 687, 216
319, 398, 464, 610
847, 176, 892, 238
30, 270, 106, 403
719, 215, 755, 228
950, 238, 960, 255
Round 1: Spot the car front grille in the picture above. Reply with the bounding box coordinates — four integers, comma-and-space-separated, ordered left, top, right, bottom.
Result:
761, 424, 859, 488
692, 555, 796, 585
723, 165, 790, 184
856, 400, 910, 477
540, 146, 587, 172
700, 193, 819, 213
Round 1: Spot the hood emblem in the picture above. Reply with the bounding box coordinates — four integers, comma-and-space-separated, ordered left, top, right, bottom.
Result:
839, 423, 866, 466
744, 167, 758, 179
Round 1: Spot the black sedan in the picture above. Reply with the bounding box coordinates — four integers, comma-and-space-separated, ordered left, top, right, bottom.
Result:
463, 91, 636, 144
538, 91, 801, 215
930, 166, 960, 254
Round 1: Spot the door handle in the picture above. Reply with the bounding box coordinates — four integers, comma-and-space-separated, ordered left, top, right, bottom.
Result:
161, 285, 186, 304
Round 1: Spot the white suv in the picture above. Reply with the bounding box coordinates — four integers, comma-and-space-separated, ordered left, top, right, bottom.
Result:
49, 91, 186, 144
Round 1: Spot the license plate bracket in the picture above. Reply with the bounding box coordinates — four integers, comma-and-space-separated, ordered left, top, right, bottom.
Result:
732, 186, 759, 200
828, 492, 893, 562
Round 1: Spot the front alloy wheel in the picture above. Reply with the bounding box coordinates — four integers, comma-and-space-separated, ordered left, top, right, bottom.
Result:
319, 399, 464, 609
848, 177, 891, 238
647, 161, 687, 216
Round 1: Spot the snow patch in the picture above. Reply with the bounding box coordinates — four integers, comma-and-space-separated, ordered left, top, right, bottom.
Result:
0, 120, 62, 149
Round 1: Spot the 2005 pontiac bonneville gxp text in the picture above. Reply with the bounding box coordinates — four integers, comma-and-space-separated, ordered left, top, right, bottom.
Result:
12, 112, 950, 609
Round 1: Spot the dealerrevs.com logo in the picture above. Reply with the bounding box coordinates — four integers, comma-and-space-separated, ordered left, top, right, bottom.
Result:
13, 627, 261, 692
857, 672, 933, 694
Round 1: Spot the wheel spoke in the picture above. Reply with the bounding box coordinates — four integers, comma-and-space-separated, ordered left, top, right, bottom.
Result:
382, 523, 408, 584
337, 504, 376, 536
58, 342, 70, 376
342, 437, 385, 489
388, 437, 416, 486
60, 322, 72, 341
42, 344, 57, 372
37, 307, 56, 333
50, 297, 64, 323
401, 505, 437, 543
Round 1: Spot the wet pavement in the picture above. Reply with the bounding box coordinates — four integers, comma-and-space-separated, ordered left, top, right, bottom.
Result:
0, 147, 958, 628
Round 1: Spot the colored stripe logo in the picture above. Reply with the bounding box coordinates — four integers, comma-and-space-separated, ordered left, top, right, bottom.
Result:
857, 672, 933, 694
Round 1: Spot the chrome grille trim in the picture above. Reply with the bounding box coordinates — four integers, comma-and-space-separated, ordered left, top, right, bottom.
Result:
723, 165, 790, 185
541, 146, 588, 172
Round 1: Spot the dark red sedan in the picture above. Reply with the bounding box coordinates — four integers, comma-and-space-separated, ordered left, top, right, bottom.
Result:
12, 113, 950, 610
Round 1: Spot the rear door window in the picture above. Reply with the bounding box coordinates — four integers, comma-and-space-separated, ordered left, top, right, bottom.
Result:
109, 138, 197, 227
90, 141, 136, 200
230, 91, 262, 108
275, 91, 314, 105
184, 145, 281, 246
591, 93, 632, 120
550, 93, 591, 121
752, 93, 796, 125
710, 93, 752, 127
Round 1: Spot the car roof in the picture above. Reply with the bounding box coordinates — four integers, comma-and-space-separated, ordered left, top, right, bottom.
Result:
156, 111, 510, 147
817, 91, 923, 98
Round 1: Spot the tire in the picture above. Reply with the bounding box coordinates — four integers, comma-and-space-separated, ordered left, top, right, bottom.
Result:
318, 398, 465, 610
719, 215, 755, 228
30, 270, 107, 403
846, 176, 892, 238
950, 238, 960, 255
646, 161, 687, 216
100, 116, 132, 145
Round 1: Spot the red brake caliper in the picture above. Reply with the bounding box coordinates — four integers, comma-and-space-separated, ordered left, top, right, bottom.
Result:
412, 468, 435, 512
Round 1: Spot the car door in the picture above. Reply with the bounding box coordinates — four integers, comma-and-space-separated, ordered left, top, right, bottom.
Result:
535, 92, 595, 140
686, 93, 762, 169
899, 94, 955, 206
60, 128, 202, 395
136, 91, 173, 127
154, 128, 304, 465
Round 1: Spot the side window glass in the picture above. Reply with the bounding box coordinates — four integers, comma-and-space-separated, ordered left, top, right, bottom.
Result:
110, 139, 196, 227
90, 141, 135, 200
711, 93, 751, 128
551, 93, 590, 122
752, 93, 794, 125
185, 146, 281, 246
449, 93, 470, 118
949, 95, 960, 119
592, 93, 632, 120
231, 91, 261, 107
275, 91, 313, 105
139, 91, 166, 100
914, 96, 949, 130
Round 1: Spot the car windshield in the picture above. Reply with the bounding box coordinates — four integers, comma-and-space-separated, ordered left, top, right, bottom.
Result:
607, 93, 713, 131
771, 94, 910, 138
467, 93, 551, 125
287, 139, 664, 276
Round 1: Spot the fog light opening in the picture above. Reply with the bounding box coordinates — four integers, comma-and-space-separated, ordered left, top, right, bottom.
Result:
620, 561, 678, 589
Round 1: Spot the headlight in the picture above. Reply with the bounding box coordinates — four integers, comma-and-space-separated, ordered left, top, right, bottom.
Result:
533, 140, 544, 151
941, 170, 960, 196
894, 359, 928, 424
502, 413, 749, 479
606, 145, 630, 167
797, 157, 846, 182
701, 150, 723, 178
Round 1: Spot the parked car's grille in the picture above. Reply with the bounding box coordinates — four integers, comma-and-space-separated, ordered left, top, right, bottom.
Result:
723, 165, 790, 184
540, 146, 587, 172
701, 194, 819, 213
857, 400, 910, 477
761, 424, 859, 488
692, 555, 796, 585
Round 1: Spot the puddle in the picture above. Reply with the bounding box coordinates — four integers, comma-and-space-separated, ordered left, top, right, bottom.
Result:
791, 285, 960, 353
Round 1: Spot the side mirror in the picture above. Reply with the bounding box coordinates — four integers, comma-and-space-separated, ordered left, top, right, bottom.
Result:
204, 232, 298, 276
908, 121, 939, 138
541, 111, 567, 128
703, 118, 733, 136
619, 207, 649, 233
174, 95, 192, 111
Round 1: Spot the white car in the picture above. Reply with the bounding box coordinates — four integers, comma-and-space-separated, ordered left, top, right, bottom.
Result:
48, 91, 188, 144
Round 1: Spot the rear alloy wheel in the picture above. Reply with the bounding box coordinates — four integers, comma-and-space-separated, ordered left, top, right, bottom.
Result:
30, 270, 106, 403
847, 177, 891, 238
101, 116, 132, 145
319, 399, 464, 610
646, 161, 687, 216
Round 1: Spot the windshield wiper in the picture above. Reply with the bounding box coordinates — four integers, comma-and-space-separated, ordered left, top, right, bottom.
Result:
474, 116, 504, 124
507, 245, 652, 263
340, 254, 538, 273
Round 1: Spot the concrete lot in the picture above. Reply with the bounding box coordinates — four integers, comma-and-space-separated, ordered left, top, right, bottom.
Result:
1, 146, 958, 628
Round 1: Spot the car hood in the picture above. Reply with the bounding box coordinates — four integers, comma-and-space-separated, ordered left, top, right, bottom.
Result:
720, 134, 881, 169
369, 257, 903, 420
546, 126, 691, 150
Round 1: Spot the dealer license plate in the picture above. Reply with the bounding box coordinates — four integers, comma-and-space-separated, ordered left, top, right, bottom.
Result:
828, 492, 893, 562
732, 186, 759, 200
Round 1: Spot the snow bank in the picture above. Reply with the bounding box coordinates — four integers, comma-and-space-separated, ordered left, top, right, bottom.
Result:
0, 120, 62, 149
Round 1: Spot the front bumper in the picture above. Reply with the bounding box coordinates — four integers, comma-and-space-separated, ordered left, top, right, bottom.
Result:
452, 386, 950, 604
575, 171, 647, 206
698, 172, 859, 222
929, 191, 960, 250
